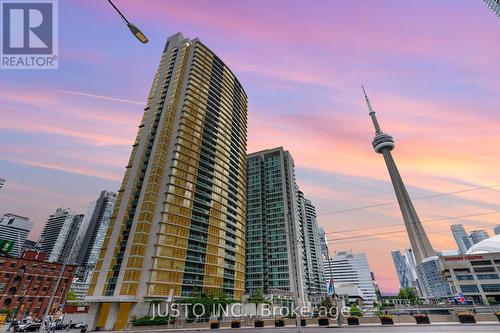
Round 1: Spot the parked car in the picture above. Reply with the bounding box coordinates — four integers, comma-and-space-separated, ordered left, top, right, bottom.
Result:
71, 323, 86, 329
54, 323, 69, 330
15, 323, 42, 332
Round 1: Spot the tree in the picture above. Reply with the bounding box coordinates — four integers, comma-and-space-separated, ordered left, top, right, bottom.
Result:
398, 287, 418, 302
248, 289, 265, 316
349, 304, 363, 317
66, 291, 77, 301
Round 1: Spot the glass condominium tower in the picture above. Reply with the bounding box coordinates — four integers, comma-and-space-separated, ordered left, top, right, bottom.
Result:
245, 147, 311, 307
87, 33, 247, 330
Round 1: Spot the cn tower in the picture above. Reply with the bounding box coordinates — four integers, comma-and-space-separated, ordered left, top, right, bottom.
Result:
363, 87, 435, 264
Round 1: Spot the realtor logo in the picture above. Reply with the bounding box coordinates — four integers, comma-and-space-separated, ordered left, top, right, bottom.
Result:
1, 0, 58, 69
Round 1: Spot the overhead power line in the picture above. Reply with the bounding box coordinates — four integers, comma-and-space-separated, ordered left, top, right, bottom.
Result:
327, 210, 500, 242
326, 209, 500, 235
318, 184, 500, 216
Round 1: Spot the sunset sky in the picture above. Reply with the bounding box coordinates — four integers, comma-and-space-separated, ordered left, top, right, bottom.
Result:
1, 0, 499, 294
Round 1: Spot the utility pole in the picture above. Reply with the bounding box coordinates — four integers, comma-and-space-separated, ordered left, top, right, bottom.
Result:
43, 258, 68, 331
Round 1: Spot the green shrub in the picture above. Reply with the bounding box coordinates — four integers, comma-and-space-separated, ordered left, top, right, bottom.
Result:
131, 315, 173, 326
349, 304, 363, 317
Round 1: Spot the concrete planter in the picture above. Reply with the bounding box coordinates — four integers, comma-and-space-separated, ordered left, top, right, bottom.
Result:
210, 321, 220, 329
347, 317, 359, 325
274, 319, 285, 327
379, 316, 394, 325
300, 319, 307, 327
254, 320, 264, 328
231, 321, 241, 328
414, 315, 430, 324
318, 318, 329, 326
457, 314, 476, 324
496, 313, 500, 323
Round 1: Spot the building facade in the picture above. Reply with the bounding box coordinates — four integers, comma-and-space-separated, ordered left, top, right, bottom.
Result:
0, 214, 33, 257
245, 148, 307, 306
470, 230, 490, 244
0, 250, 75, 320
325, 251, 377, 306
417, 256, 451, 298
69, 191, 117, 279
318, 227, 329, 261
297, 190, 326, 305
494, 225, 500, 236
483, 0, 500, 17
86, 33, 247, 330
451, 224, 472, 254
440, 235, 500, 304
391, 249, 418, 291
37, 208, 83, 263
21, 240, 37, 253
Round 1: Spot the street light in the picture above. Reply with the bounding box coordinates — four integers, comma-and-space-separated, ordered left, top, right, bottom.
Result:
107, 0, 149, 44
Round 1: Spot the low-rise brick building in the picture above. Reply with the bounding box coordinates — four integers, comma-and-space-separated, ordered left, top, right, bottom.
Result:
0, 250, 76, 320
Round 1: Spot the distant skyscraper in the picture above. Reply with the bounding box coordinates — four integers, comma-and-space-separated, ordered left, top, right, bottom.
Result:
494, 225, 500, 236
245, 148, 307, 306
297, 190, 326, 305
417, 256, 451, 298
70, 191, 116, 279
483, 0, 500, 17
470, 230, 490, 244
391, 249, 419, 291
0, 178, 5, 190
87, 33, 248, 330
325, 251, 377, 306
0, 214, 33, 257
37, 208, 83, 263
69, 191, 117, 279
318, 227, 330, 261
451, 224, 472, 254
21, 239, 37, 252
363, 88, 435, 264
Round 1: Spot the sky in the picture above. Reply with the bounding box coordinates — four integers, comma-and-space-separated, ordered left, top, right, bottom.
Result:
0, 0, 499, 294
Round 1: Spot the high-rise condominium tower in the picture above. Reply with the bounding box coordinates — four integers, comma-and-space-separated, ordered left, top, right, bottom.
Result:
391, 249, 418, 291
245, 147, 323, 307
297, 190, 326, 305
363, 88, 435, 264
483, 0, 500, 17
470, 230, 490, 244
37, 208, 83, 263
318, 227, 329, 261
324, 251, 378, 306
451, 224, 472, 254
0, 214, 33, 257
69, 191, 117, 279
494, 225, 500, 236
87, 33, 247, 330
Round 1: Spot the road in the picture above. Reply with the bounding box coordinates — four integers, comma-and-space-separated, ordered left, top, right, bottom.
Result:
3, 324, 500, 333
121, 323, 499, 333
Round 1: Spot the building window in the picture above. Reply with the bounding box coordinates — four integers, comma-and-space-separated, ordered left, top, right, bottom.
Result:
456, 275, 474, 281
473, 267, 495, 273
481, 284, 500, 293
460, 285, 479, 293
10, 263, 15, 268
470, 260, 493, 266
476, 274, 500, 280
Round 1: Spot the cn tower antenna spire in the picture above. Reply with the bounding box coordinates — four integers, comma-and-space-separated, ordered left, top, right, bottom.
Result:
362, 86, 382, 134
